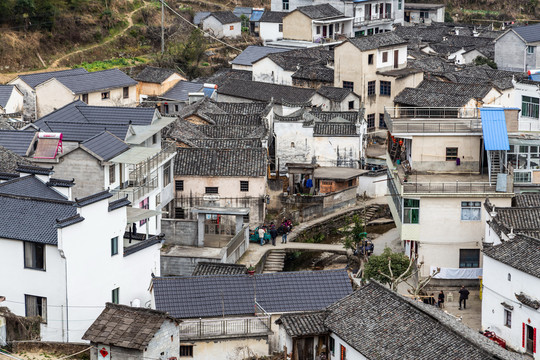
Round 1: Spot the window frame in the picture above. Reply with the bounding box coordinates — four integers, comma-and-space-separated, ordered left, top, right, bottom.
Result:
527, 46, 535, 54
403, 198, 420, 224
368, 54, 374, 65
163, 161, 171, 187
180, 345, 194, 357
348, 100, 355, 110
343, 81, 354, 91
25, 295, 47, 323
329, 337, 335, 356
112, 288, 120, 304
243, 213, 250, 223
459, 249, 480, 268
379, 81, 391, 96
279, 23, 283, 32
240, 180, 249, 192
109, 164, 116, 184
111, 236, 119, 256
175, 207, 185, 219
24, 242, 45, 271
82, 93, 88, 103
382, 51, 388, 63
522, 95, 539, 119
461, 201, 481, 221
504, 309, 512, 328
367, 81, 376, 96
101, 91, 110, 100
176, 180, 184, 191
367, 113, 375, 129
123, 86, 129, 99
446, 147, 458, 161
205, 187, 219, 194
379, 113, 387, 129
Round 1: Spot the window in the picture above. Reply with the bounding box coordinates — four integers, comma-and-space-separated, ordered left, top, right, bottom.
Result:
504, 309, 512, 328
343, 81, 354, 90
335, 23, 339, 33
367, 28, 374, 35
24, 242, 45, 270
175, 207, 185, 219
398, 0, 402, 10
205, 187, 218, 194
112, 288, 120, 304
176, 180, 184, 191
514, 171, 532, 183
291, 142, 295, 148
175, 104, 179, 112
527, 46, 535, 54
123, 86, 129, 98
139, 197, 149, 226
340, 345, 346, 360
180, 345, 193, 357
243, 214, 250, 223
522, 96, 539, 119
403, 199, 419, 224
329, 337, 335, 356
461, 201, 481, 221
240, 180, 249, 192
316, 26, 321, 35
155, 193, 161, 206
329, 24, 334, 36
380, 81, 391, 96
367, 81, 376, 96
367, 114, 375, 129
25, 295, 47, 323
279, 23, 283, 32
152, 133, 158, 144
348, 101, 355, 110
101, 91, 110, 100
508, 273, 512, 281
368, 54, 374, 64
163, 161, 171, 186
229, 25, 234, 30
82, 93, 88, 103
164, 104, 169, 114
111, 236, 118, 256
446, 147, 458, 161
379, 113, 387, 129
109, 164, 116, 184
459, 249, 480, 268
282, 0, 289, 10
382, 51, 388, 62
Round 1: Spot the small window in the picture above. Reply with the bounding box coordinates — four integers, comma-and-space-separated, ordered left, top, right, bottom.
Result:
109, 164, 116, 184
175, 207, 185, 219
230, 25, 234, 30
382, 51, 388, 62
343, 81, 354, 90
123, 86, 129, 99
180, 345, 193, 357
348, 179, 353, 187
507, 273, 511, 281
379, 113, 387, 129
282, 0, 289, 10
367, 28, 374, 35
164, 104, 169, 114
291, 142, 295, 148
461, 201, 481, 221
243, 214, 250, 223
527, 46, 535, 54
380, 81, 391, 96
139, 197, 149, 226
24, 242, 45, 270
367, 81, 376, 96
368, 54, 374, 65
111, 236, 118, 256
176, 180, 184, 191
398, 0, 402, 10
522, 96, 539, 119
514, 172, 532, 183
175, 104, 179, 112
459, 249, 480, 268
504, 309, 512, 328
112, 288, 120, 304
316, 26, 321, 34
205, 187, 218, 194
155, 193, 161, 206
329, 337, 335, 356
367, 114, 375, 129
348, 101, 354, 110
101, 91, 110, 100
340, 345, 346, 360
82, 93, 88, 103
403, 199, 420, 224
152, 133, 158, 144
163, 161, 171, 186
279, 23, 283, 32
240, 180, 249, 192
25, 295, 47, 323
446, 147, 458, 161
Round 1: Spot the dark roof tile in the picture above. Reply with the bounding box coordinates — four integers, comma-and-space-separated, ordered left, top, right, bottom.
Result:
0, 175, 67, 201
316, 86, 352, 101
160, 81, 203, 101
511, 23, 540, 43
295, 4, 344, 19
53, 69, 137, 94
16, 68, 88, 89
204, 11, 240, 24
0, 130, 36, 156
192, 262, 247, 276
277, 311, 327, 337
484, 235, 540, 279
231, 45, 290, 66
218, 79, 315, 104
134, 66, 178, 84
348, 32, 407, 51
0, 85, 15, 108
81, 131, 129, 161
259, 11, 287, 23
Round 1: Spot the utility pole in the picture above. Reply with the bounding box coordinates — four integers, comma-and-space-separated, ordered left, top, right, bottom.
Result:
161, 0, 165, 54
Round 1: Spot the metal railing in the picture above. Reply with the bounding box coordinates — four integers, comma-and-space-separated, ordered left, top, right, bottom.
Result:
353, 14, 394, 26
111, 176, 159, 203
402, 181, 501, 194
179, 316, 271, 340
128, 141, 176, 184
384, 107, 482, 133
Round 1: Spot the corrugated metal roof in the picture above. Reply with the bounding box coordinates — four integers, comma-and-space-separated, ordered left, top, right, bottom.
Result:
481, 108, 509, 151
250, 10, 264, 22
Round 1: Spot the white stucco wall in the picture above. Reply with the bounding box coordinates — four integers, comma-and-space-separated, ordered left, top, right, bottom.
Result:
513, 81, 540, 132
260, 22, 283, 42
329, 333, 368, 360
7, 78, 37, 120
187, 337, 269, 359
144, 320, 180, 360
202, 16, 241, 38
1, 86, 24, 114
376, 45, 407, 69
252, 57, 293, 85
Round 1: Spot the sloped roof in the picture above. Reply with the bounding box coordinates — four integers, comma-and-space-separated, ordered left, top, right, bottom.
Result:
481, 108, 509, 151
0, 130, 35, 155
152, 269, 352, 319
217, 79, 315, 105
174, 148, 267, 177
295, 4, 344, 19
277, 311, 328, 337
192, 262, 247, 276
511, 23, 540, 43
484, 235, 540, 279
134, 66, 178, 84
196, 125, 267, 139
417, 80, 493, 99
0, 175, 67, 201
0, 146, 31, 173
160, 81, 204, 101
404, 3, 445, 10
203, 68, 253, 86
259, 11, 287, 23
205, 11, 240, 24
0, 85, 15, 108
15, 68, 88, 89
215, 102, 269, 114
83, 303, 176, 350
53, 68, 137, 94
513, 194, 540, 207
264, 47, 333, 72
194, 11, 211, 25
316, 86, 353, 101
394, 87, 474, 107
231, 46, 290, 66
190, 138, 262, 148
292, 64, 334, 83
80, 131, 130, 161
206, 114, 264, 126
348, 32, 407, 51
314, 123, 357, 136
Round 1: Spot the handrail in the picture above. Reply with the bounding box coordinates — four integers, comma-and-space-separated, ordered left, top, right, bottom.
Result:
179, 316, 271, 339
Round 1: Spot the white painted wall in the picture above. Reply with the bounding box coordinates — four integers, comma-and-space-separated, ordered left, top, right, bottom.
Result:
329, 333, 368, 360
358, 172, 387, 197
202, 16, 241, 38
252, 57, 293, 85
188, 337, 269, 359
513, 80, 540, 132
260, 22, 283, 42
7, 78, 37, 120
0, 86, 24, 114
376, 45, 407, 69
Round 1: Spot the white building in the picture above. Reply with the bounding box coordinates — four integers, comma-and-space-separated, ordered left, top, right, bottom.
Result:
259, 11, 286, 42
352, 0, 404, 36
403, 3, 445, 25
0, 85, 24, 115
230, 45, 290, 71
482, 196, 540, 358
512, 77, 540, 132
0, 166, 162, 343
201, 11, 242, 39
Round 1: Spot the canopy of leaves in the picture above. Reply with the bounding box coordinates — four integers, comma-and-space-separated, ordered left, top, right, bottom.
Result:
474, 56, 498, 69
363, 247, 412, 286
166, 28, 207, 80
342, 214, 365, 251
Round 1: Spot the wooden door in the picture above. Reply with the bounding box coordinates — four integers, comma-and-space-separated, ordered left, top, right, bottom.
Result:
305, 337, 314, 360
394, 50, 399, 69
365, 4, 371, 20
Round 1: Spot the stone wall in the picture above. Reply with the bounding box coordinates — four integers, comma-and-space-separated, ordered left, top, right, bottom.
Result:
12, 341, 90, 357
144, 320, 180, 360
161, 255, 222, 276
161, 219, 198, 246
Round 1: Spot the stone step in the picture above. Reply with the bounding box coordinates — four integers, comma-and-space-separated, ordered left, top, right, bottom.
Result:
267, 255, 285, 260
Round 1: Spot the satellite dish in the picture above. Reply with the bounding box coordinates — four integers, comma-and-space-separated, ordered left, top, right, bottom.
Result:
131, 298, 141, 307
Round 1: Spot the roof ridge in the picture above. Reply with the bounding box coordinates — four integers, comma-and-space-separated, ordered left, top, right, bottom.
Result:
0, 192, 74, 205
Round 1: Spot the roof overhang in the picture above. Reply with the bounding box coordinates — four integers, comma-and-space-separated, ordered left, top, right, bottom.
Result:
314, 167, 367, 180
312, 17, 354, 24
127, 207, 163, 224
125, 116, 177, 145
191, 206, 250, 216
110, 146, 160, 164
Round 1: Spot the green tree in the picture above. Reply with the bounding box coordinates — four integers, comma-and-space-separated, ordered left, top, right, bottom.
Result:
444, 10, 454, 23
342, 214, 368, 270
167, 29, 207, 79
474, 56, 498, 69
363, 247, 413, 291
14, 0, 35, 30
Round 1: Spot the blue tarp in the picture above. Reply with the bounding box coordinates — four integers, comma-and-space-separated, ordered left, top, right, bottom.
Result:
481, 108, 510, 151
250, 10, 264, 22
530, 74, 540, 82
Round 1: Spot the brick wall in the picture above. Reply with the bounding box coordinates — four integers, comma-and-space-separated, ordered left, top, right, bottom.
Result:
161, 219, 198, 246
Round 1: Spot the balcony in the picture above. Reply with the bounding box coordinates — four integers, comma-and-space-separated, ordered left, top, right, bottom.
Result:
384, 107, 482, 134
112, 175, 159, 203
126, 141, 176, 184
179, 316, 272, 340
353, 13, 394, 27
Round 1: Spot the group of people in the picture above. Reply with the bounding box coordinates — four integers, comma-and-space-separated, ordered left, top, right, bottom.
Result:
257, 219, 292, 246
423, 286, 470, 310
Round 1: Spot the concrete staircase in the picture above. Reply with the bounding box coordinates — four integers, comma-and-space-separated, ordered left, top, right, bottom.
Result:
263, 250, 286, 273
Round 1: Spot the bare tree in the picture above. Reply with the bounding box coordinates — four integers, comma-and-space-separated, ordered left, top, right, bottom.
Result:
376, 254, 440, 294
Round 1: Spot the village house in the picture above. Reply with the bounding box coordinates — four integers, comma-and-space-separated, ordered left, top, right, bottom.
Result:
231, 46, 290, 71
495, 23, 540, 72
0, 85, 24, 116
134, 66, 186, 99
334, 32, 424, 132
259, 11, 287, 43
403, 3, 445, 25
351, 0, 404, 36
8, 68, 88, 121
276, 281, 525, 360
282, 4, 354, 43
156, 80, 205, 114
385, 106, 515, 280
83, 303, 180, 360
482, 195, 540, 358
511, 75, 540, 132
0, 165, 161, 343
33, 68, 138, 117
201, 11, 242, 39
151, 269, 352, 359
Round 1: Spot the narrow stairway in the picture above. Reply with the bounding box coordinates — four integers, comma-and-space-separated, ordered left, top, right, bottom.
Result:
263, 250, 286, 273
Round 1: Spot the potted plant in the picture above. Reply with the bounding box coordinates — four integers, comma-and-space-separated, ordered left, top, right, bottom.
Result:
247, 265, 255, 275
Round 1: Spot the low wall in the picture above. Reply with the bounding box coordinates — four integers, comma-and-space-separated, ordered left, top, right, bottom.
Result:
161, 255, 223, 276
322, 187, 357, 215
161, 219, 198, 246
280, 187, 357, 221
11, 341, 90, 356
226, 226, 250, 263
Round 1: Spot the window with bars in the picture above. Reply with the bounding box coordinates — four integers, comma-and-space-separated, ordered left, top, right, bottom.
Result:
379, 113, 387, 129
180, 345, 193, 357
176, 180, 184, 191
459, 249, 480, 268
367, 114, 375, 129
282, 0, 289, 10
504, 309, 512, 328
446, 147, 458, 161
522, 96, 539, 119
240, 181, 249, 192
109, 164, 116, 184
175, 207, 185, 219
25, 295, 47, 323
367, 81, 376, 96
343, 81, 354, 90
279, 23, 283, 32
380, 81, 391, 96
205, 187, 218, 194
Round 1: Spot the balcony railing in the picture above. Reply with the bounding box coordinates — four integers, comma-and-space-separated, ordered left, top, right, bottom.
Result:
179, 316, 271, 340
111, 176, 159, 203
354, 14, 394, 26
384, 107, 482, 134
128, 141, 176, 184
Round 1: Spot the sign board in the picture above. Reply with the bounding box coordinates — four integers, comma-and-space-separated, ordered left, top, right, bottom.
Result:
98, 345, 110, 360
203, 194, 220, 202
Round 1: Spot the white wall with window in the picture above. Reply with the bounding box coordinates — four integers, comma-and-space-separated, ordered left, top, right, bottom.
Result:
513, 79, 540, 131
508, 144, 540, 185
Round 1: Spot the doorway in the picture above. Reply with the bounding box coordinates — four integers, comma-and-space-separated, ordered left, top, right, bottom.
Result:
526, 324, 535, 354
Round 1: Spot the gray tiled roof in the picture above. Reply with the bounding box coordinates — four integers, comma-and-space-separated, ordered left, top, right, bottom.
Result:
192, 262, 247, 276
259, 11, 287, 23
316, 86, 353, 101
215, 102, 269, 114
324, 282, 525, 360
295, 4, 344, 19
54, 68, 137, 94
513, 194, 540, 208
196, 125, 267, 139
75, 190, 113, 207
191, 138, 262, 148
512, 23, 540, 43
0, 147, 30, 173
394, 24, 450, 43
47, 178, 75, 187
203, 68, 253, 86
0, 193, 77, 244
108, 197, 131, 212
484, 235, 540, 279
82, 303, 175, 350
174, 148, 267, 177
348, 32, 407, 51
218, 79, 315, 105
292, 64, 334, 83
207, 114, 264, 126
152, 269, 352, 319
160, 81, 203, 101
314, 123, 357, 136
417, 80, 492, 99
230, 46, 290, 66
394, 87, 474, 107
194, 11, 211, 25
443, 66, 520, 91
0, 130, 35, 155
204, 11, 240, 25
16, 68, 88, 89
0, 175, 67, 201
0, 85, 15, 108
124, 234, 164, 256
55, 214, 85, 228
264, 47, 333, 72
134, 66, 177, 84
16, 164, 54, 176
277, 311, 328, 337
80, 131, 129, 161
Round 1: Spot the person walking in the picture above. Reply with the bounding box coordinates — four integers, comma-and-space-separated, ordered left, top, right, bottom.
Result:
258, 226, 266, 246
437, 290, 445, 308
269, 224, 278, 246
459, 285, 470, 310
281, 229, 288, 244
